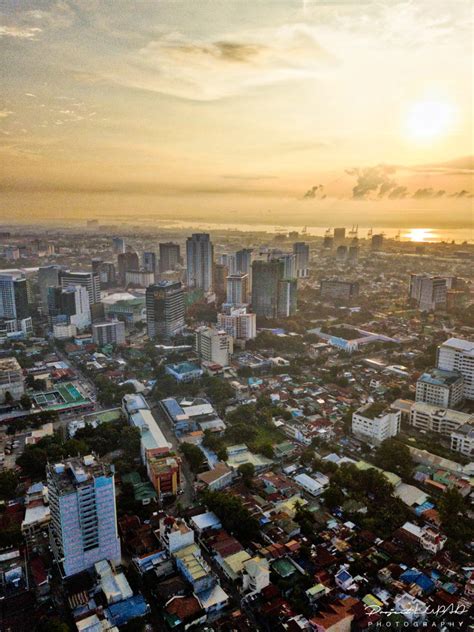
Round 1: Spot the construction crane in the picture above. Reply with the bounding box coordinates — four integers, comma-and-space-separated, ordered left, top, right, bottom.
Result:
325, 227, 332, 236
367, 227, 373, 237
302, 226, 308, 234
394, 229, 401, 241
348, 224, 358, 238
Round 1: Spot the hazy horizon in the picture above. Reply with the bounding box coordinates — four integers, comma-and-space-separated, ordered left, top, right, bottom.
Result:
1, 1, 472, 228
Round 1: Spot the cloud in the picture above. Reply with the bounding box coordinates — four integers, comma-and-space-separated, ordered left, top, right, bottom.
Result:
0, 25, 41, 39
303, 184, 324, 199
97, 23, 337, 100
346, 164, 397, 199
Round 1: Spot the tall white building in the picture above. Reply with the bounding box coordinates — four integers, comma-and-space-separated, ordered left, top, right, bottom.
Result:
61, 285, 91, 329
437, 338, 474, 400
194, 326, 233, 367
226, 273, 249, 305
186, 233, 214, 292
217, 308, 256, 341
450, 424, 474, 457
352, 404, 401, 445
415, 368, 464, 408
409, 274, 448, 311
47, 455, 121, 577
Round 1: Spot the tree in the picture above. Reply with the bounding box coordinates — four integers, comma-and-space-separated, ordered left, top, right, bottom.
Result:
257, 442, 274, 459
438, 487, 474, 554
0, 470, 19, 500
202, 490, 259, 542
323, 485, 344, 509
4, 391, 13, 405
238, 463, 255, 486
374, 439, 413, 479
180, 443, 206, 474
20, 394, 32, 410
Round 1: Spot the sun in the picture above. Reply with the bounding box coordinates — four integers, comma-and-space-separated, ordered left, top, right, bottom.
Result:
405, 228, 436, 242
405, 100, 456, 140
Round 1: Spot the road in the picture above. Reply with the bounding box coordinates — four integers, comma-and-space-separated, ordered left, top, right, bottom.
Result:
151, 402, 195, 510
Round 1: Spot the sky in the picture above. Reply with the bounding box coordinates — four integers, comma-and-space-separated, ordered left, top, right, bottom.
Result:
0, 0, 472, 228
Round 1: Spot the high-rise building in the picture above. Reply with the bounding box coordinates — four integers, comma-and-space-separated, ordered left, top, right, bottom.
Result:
320, 279, 360, 301
143, 252, 157, 274
226, 273, 249, 305
194, 326, 233, 366
347, 244, 359, 264
409, 274, 448, 311
0, 275, 30, 320
47, 455, 121, 578
49, 285, 91, 329
38, 265, 61, 309
60, 271, 101, 305
437, 338, 474, 400
277, 279, 297, 317
217, 307, 256, 341
159, 242, 181, 273
218, 253, 237, 274
336, 245, 348, 263
117, 251, 139, 284
112, 237, 126, 254
146, 281, 185, 339
92, 319, 126, 346
213, 263, 228, 304
293, 242, 309, 278
235, 248, 253, 275
97, 261, 116, 287
251, 260, 284, 319
334, 227, 346, 243
186, 233, 214, 291
371, 234, 384, 251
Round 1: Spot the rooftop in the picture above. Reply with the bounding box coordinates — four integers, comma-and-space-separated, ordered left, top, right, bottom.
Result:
0, 357, 22, 372
46, 455, 113, 494
440, 337, 474, 355
418, 368, 463, 387
358, 401, 390, 419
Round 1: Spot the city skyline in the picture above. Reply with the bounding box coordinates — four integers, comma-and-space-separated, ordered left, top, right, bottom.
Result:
0, 0, 472, 230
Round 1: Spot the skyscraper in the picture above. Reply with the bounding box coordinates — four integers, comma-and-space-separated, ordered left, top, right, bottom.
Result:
60, 271, 101, 305
186, 233, 214, 291
235, 248, 253, 275
38, 265, 61, 309
0, 275, 29, 320
142, 252, 157, 274
47, 455, 121, 577
409, 274, 447, 311
293, 242, 309, 278
194, 326, 233, 366
112, 237, 126, 254
277, 279, 297, 317
213, 263, 228, 304
159, 242, 181, 273
117, 251, 139, 284
226, 273, 249, 305
146, 281, 185, 339
251, 260, 284, 319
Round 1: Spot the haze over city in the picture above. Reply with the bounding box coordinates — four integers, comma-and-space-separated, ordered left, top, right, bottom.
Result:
0, 0, 472, 231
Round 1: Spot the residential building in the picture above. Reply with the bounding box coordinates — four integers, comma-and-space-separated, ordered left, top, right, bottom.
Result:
47, 455, 121, 577
352, 403, 401, 445
416, 368, 464, 408
194, 326, 233, 366
159, 242, 181, 272
293, 242, 309, 278
147, 455, 181, 498
186, 233, 214, 291
196, 462, 234, 491
146, 281, 185, 339
226, 272, 249, 305
242, 557, 270, 594
92, 319, 126, 346
450, 424, 474, 457
165, 361, 203, 382
437, 338, 474, 400
409, 402, 473, 435
320, 279, 360, 301
60, 270, 101, 305
159, 516, 195, 553
217, 307, 256, 341
0, 357, 25, 402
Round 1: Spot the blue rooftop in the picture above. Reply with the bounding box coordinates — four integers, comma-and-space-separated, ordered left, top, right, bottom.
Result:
106, 595, 150, 626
